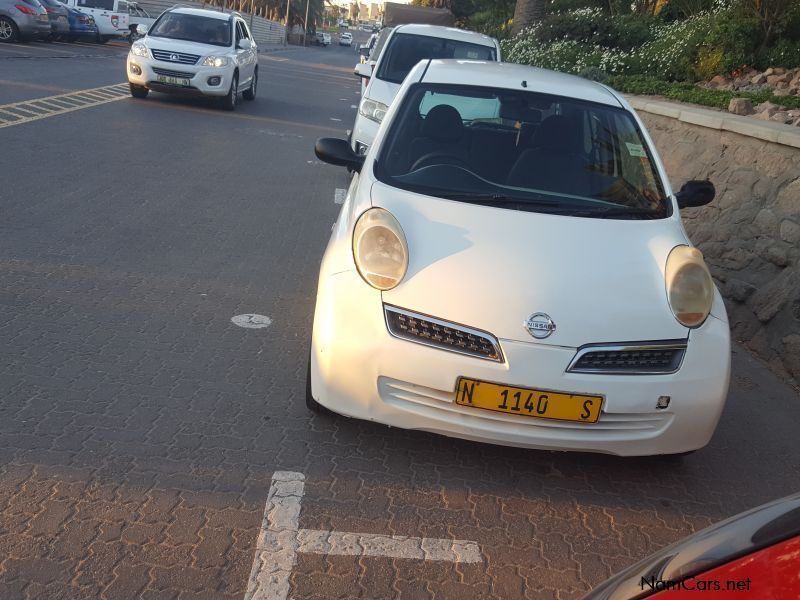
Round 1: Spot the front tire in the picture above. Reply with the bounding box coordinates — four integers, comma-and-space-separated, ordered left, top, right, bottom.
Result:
221, 72, 238, 111
129, 83, 148, 98
243, 68, 257, 101
0, 17, 19, 43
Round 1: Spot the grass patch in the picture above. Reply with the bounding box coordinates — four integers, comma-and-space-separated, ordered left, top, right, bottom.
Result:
606, 75, 800, 111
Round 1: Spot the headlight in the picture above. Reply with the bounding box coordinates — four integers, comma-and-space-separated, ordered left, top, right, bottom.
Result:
665, 245, 714, 328
202, 56, 229, 67
131, 42, 148, 57
359, 98, 388, 123
352, 208, 408, 290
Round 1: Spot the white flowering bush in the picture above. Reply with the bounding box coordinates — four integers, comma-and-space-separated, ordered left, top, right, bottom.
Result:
502, 8, 717, 81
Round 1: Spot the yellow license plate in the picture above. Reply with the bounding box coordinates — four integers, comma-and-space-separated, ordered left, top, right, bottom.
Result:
455, 377, 603, 423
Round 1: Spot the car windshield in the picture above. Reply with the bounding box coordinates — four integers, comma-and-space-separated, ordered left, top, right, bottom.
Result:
148, 13, 231, 47
376, 33, 496, 84
376, 84, 669, 219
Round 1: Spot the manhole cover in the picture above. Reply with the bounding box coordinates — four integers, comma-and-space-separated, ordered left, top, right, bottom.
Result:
231, 314, 272, 329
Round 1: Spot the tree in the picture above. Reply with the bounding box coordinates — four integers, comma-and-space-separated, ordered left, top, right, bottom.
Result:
511, 0, 546, 35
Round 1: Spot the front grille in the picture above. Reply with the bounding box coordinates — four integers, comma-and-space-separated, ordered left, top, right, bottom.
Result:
567, 341, 687, 374
152, 67, 195, 79
151, 48, 200, 65
384, 305, 503, 362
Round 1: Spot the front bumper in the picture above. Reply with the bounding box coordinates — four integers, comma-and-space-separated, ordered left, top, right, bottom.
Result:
310, 270, 731, 457
126, 57, 232, 97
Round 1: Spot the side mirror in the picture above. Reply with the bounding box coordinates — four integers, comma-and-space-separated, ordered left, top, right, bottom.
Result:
237, 38, 252, 50
315, 138, 365, 172
354, 62, 372, 78
675, 180, 715, 209
135, 23, 147, 35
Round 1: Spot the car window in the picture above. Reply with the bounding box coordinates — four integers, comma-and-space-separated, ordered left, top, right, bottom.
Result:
376, 83, 668, 220
241, 20, 252, 39
78, 0, 114, 10
235, 21, 244, 42
149, 12, 231, 47
370, 27, 391, 59
376, 33, 496, 84
419, 91, 500, 123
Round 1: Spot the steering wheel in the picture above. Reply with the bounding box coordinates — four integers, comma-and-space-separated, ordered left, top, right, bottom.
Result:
410, 152, 471, 172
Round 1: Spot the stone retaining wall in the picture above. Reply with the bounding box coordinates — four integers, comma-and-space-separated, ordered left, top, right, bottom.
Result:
638, 109, 800, 384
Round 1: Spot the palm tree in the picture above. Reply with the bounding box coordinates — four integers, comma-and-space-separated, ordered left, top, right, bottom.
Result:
511, 0, 545, 36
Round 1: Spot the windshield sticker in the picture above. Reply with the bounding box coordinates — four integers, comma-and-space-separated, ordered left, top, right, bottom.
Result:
626, 142, 647, 158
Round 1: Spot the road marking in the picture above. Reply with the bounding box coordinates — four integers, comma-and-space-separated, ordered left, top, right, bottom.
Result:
0, 83, 129, 130
334, 188, 346, 204
245, 471, 482, 600
350, 104, 357, 109
231, 314, 272, 329
329, 117, 342, 122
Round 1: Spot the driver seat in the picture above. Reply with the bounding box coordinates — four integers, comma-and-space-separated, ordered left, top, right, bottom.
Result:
408, 105, 468, 170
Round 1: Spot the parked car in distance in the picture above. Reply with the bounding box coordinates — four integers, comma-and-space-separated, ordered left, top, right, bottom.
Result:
62, 2, 97, 41
314, 31, 330, 46
119, 0, 153, 41
127, 7, 258, 110
351, 24, 500, 154
59, 0, 127, 42
0, 0, 51, 42
38, 0, 69, 37
310, 60, 730, 457
339, 31, 351, 47
585, 492, 800, 598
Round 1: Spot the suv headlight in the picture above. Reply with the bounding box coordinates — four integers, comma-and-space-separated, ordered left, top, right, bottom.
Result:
131, 42, 148, 57
202, 56, 229, 67
665, 245, 714, 328
353, 208, 408, 290
359, 98, 388, 124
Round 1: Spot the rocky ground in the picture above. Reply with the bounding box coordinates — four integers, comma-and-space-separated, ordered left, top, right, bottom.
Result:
702, 67, 800, 126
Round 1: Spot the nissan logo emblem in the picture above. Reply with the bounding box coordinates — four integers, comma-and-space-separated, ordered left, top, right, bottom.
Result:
524, 313, 556, 339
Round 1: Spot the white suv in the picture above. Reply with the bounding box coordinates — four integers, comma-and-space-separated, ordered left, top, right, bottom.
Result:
351, 24, 500, 154
127, 7, 258, 110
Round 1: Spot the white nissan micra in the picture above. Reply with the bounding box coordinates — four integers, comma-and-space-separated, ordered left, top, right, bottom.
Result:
309, 60, 731, 457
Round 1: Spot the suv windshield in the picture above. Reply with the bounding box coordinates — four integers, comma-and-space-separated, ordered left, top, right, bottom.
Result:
148, 12, 231, 47
376, 84, 669, 219
376, 33, 496, 84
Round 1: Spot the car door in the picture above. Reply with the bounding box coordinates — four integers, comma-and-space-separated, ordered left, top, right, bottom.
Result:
235, 19, 255, 87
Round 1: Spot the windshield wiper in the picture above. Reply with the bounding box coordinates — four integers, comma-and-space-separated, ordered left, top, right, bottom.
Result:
438, 192, 561, 207
568, 205, 664, 219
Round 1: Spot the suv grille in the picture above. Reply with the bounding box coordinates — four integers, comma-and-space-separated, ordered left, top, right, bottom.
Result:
567, 341, 687, 374
151, 48, 201, 65
152, 67, 195, 79
384, 305, 503, 362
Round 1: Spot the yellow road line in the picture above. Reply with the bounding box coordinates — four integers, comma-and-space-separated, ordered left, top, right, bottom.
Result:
0, 83, 129, 129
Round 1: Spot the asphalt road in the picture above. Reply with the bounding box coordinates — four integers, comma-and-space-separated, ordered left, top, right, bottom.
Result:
1, 37, 799, 600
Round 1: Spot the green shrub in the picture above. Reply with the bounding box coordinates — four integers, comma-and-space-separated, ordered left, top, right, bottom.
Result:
756, 40, 800, 70
700, 11, 760, 75
607, 75, 800, 110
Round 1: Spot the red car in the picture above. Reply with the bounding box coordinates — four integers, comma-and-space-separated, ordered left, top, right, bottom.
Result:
585, 492, 800, 599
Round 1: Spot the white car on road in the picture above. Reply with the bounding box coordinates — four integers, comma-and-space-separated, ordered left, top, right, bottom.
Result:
127, 7, 258, 110
309, 60, 731, 457
339, 31, 352, 46
351, 24, 500, 154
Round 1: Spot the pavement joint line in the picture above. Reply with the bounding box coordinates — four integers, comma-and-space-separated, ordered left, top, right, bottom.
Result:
0, 82, 129, 130
244, 471, 482, 600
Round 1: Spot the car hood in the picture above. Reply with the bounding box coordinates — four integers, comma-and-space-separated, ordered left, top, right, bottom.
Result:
144, 36, 231, 55
374, 182, 690, 348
